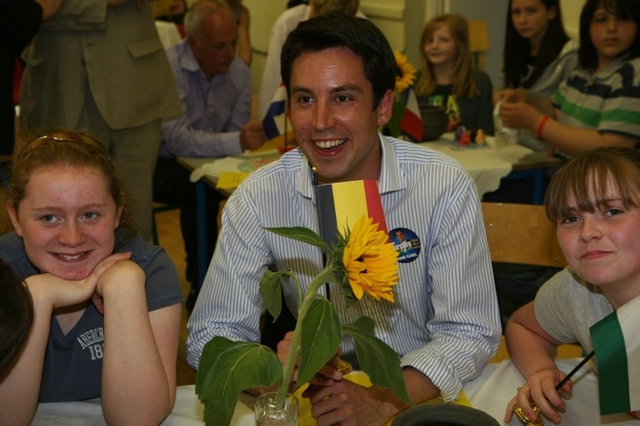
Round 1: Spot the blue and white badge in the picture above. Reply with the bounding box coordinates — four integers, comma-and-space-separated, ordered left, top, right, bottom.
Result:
389, 227, 421, 263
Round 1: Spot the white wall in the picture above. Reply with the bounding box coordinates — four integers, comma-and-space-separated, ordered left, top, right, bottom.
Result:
243, 0, 587, 98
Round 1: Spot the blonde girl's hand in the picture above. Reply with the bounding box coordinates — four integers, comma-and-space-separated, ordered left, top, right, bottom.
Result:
504, 368, 572, 425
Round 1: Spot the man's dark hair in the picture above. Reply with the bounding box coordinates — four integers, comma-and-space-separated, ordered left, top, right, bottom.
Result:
280, 14, 396, 110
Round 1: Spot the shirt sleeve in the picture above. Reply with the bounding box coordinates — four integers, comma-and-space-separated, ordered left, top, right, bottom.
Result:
186, 188, 273, 369
399, 178, 501, 401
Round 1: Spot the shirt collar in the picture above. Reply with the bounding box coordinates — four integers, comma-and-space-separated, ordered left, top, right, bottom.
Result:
297, 133, 406, 201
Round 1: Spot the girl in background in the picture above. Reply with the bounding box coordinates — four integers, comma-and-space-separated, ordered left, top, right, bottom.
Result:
499, 0, 640, 156
415, 13, 494, 135
504, 146, 640, 424
0, 132, 182, 425
503, 0, 578, 98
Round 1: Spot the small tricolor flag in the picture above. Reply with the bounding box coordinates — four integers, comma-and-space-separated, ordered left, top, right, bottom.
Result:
262, 83, 291, 141
590, 295, 640, 415
315, 179, 387, 248
399, 87, 423, 142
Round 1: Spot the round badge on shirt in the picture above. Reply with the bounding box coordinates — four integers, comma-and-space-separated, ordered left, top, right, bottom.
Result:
389, 227, 421, 263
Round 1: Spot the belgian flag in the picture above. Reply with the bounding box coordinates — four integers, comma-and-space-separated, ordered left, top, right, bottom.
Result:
315, 179, 387, 248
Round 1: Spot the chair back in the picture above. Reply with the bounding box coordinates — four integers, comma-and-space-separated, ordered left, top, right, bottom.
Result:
481, 202, 567, 268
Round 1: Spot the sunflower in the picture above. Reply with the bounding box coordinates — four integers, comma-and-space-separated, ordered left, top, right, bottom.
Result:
339, 216, 399, 303
394, 51, 416, 93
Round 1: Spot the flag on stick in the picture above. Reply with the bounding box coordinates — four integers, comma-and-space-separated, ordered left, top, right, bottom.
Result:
590, 295, 640, 415
315, 179, 387, 248
262, 83, 291, 141
399, 87, 423, 141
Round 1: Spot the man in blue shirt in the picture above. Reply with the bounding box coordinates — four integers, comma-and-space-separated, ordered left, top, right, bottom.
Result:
188, 14, 500, 424
153, 0, 266, 311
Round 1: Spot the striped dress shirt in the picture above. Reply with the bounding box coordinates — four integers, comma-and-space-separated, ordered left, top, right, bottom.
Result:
187, 135, 501, 401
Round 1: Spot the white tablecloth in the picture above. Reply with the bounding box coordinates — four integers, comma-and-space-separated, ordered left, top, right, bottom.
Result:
421, 137, 532, 198
32, 386, 255, 426
466, 359, 638, 426
32, 358, 638, 425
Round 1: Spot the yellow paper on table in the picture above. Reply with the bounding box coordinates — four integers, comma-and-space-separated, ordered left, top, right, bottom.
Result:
294, 371, 471, 425
216, 171, 249, 190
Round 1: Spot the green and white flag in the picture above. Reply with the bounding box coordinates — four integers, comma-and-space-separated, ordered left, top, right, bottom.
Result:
590, 295, 640, 415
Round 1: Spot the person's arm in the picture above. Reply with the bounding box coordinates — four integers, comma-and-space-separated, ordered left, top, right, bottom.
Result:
499, 100, 637, 156
186, 189, 275, 368
36, 0, 65, 21
36, 0, 107, 31
503, 303, 569, 425
236, 5, 252, 66
0, 253, 130, 426
98, 260, 181, 425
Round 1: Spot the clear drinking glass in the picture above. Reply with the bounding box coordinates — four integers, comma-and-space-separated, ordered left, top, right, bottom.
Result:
254, 392, 299, 426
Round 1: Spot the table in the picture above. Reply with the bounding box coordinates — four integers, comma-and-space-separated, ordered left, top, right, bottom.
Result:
466, 358, 638, 426
420, 139, 534, 199
32, 359, 637, 425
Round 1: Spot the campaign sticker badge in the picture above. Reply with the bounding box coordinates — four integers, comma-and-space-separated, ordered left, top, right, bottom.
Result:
390, 228, 421, 263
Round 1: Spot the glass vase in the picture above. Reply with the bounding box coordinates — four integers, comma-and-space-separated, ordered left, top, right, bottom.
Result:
254, 392, 299, 426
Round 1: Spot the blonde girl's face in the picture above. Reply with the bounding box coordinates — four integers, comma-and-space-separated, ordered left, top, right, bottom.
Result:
424, 24, 458, 68
556, 181, 640, 298
590, 5, 638, 71
8, 166, 122, 281
511, 0, 556, 46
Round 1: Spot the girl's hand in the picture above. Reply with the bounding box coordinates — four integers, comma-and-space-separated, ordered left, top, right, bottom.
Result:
24, 252, 129, 310
498, 88, 529, 103
499, 101, 543, 130
504, 368, 572, 425
87, 252, 132, 314
91, 254, 141, 313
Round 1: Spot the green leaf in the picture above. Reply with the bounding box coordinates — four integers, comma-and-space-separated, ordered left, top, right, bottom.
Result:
297, 296, 342, 384
342, 317, 413, 406
196, 337, 282, 425
259, 269, 287, 320
265, 226, 330, 251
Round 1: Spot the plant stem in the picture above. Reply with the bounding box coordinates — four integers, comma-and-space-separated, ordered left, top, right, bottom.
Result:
276, 266, 334, 406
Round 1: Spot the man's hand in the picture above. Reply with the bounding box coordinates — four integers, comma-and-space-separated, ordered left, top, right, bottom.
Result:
240, 120, 267, 151
37, 0, 65, 21
303, 380, 409, 426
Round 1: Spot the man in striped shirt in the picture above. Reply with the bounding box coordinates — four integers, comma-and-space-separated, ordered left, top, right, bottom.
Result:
187, 14, 501, 425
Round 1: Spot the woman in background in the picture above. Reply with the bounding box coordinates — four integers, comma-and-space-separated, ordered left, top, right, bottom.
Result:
0, 132, 182, 425
503, 0, 578, 98
415, 14, 494, 135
